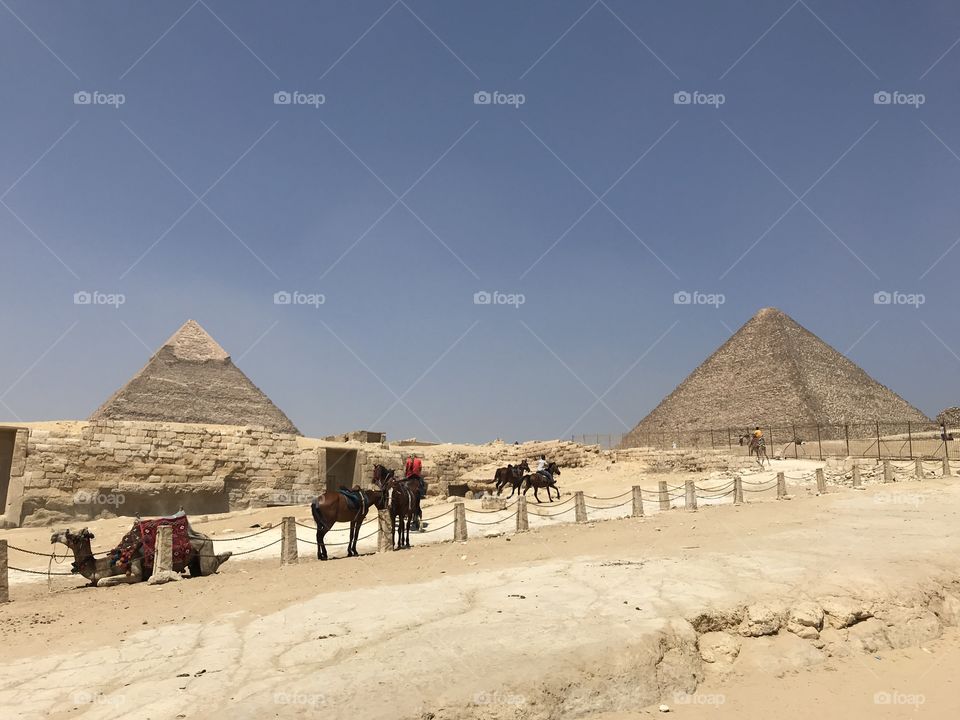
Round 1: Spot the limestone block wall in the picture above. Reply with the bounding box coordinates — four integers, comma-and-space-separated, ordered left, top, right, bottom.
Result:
13, 420, 325, 526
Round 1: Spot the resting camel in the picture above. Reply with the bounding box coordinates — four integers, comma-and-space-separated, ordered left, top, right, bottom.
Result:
51, 523, 231, 587
494, 460, 530, 497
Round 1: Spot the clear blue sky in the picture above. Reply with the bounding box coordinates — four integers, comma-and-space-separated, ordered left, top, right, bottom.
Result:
1, 1, 957, 442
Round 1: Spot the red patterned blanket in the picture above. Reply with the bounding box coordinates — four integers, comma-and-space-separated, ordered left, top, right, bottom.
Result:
112, 515, 192, 573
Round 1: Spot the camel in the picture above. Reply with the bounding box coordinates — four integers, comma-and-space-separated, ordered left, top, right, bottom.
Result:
51, 520, 231, 587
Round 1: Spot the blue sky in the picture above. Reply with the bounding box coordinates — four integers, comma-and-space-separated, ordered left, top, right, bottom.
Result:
0, 0, 957, 442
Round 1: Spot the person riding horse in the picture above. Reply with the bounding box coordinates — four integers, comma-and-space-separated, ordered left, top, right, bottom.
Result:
536, 455, 554, 483
403, 455, 427, 530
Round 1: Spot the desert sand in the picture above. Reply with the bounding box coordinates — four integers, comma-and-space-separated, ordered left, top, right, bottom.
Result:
1, 458, 959, 719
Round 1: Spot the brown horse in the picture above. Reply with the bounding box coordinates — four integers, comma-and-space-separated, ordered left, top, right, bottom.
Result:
494, 460, 530, 497
373, 463, 425, 530
310, 488, 385, 560
373, 465, 421, 548
522, 462, 561, 502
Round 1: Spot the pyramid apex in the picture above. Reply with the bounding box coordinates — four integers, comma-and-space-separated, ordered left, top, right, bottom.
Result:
164, 319, 229, 362
753, 306, 785, 319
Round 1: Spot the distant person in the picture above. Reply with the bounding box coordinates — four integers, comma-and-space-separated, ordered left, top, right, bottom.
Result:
753, 426, 763, 440
411, 454, 423, 479
404, 455, 415, 479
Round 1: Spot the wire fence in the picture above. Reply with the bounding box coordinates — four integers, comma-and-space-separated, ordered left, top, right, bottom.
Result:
578, 421, 960, 460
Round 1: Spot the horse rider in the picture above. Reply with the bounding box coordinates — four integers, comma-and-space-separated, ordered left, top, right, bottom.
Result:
536, 454, 553, 482
751, 426, 765, 450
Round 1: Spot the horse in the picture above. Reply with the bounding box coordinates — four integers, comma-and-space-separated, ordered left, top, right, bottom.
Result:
494, 459, 530, 497
522, 462, 561, 503
382, 476, 418, 550
310, 487, 386, 560
373, 464, 425, 531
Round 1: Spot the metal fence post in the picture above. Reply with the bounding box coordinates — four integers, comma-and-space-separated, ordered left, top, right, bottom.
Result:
876, 421, 882, 460
844, 424, 850, 457
908, 422, 913, 459
816, 424, 823, 460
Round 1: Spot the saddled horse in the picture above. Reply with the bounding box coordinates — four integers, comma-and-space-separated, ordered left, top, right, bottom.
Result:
310, 487, 386, 560
373, 464, 425, 531
494, 459, 530, 497
383, 476, 418, 549
522, 462, 561, 503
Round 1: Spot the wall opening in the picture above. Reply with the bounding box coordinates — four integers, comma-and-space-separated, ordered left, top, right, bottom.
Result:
325, 449, 358, 491
0, 430, 16, 514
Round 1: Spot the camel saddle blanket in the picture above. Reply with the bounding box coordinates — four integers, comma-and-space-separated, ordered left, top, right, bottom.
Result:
112, 514, 192, 573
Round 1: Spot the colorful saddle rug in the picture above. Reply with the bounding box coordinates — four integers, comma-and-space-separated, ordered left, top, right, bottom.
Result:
111, 513, 192, 573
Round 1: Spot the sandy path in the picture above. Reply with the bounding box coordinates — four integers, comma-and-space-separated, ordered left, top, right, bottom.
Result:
1, 470, 959, 719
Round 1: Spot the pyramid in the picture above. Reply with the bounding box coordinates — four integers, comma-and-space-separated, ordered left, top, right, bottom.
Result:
90, 320, 300, 434
624, 307, 929, 439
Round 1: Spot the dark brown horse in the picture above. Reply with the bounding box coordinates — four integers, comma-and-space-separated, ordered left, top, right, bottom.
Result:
373, 463, 425, 531
494, 460, 530, 497
522, 462, 561, 502
310, 488, 385, 560
373, 465, 422, 548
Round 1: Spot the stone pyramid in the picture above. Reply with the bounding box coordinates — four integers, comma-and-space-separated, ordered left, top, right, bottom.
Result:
624, 307, 929, 439
90, 320, 300, 434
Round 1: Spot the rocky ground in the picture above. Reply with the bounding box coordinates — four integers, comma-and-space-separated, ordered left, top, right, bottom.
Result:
1, 457, 958, 719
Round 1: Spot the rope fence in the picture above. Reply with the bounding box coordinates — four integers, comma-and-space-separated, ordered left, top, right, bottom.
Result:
2, 456, 953, 602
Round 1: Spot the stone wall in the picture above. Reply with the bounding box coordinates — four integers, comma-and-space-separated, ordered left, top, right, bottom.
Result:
10, 420, 326, 527
1, 422, 611, 527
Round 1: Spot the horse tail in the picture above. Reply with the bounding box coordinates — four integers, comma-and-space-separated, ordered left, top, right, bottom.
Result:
310, 499, 324, 531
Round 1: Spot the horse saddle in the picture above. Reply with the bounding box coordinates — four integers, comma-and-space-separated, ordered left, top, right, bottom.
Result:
338, 487, 365, 511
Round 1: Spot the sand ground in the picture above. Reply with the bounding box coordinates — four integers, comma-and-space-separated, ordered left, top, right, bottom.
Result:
1, 459, 958, 719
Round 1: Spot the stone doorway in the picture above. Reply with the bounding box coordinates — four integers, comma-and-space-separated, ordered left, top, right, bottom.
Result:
0, 429, 16, 515
325, 449, 358, 491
